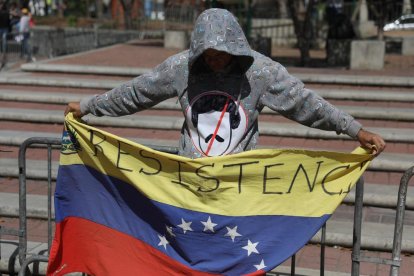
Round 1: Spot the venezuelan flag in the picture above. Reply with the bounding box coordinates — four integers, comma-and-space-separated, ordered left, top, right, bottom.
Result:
47, 114, 372, 275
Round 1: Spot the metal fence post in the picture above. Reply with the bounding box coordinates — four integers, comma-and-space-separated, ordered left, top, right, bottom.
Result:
351, 177, 364, 276
18, 139, 29, 266
320, 223, 326, 276
390, 166, 414, 276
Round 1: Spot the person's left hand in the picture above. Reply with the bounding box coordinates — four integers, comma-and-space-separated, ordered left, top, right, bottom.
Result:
356, 129, 386, 156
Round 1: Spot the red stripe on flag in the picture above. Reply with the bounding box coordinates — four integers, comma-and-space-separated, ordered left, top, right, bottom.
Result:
47, 217, 220, 276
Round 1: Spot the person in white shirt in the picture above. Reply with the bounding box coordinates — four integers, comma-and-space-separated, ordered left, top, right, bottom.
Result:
18, 8, 32, 61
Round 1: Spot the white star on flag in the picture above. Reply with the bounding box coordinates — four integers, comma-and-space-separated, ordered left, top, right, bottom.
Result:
166, 225, 176, 237
224, 226, 242, 242
242, 239, 259, 256
254, 259, 266, 270
177, 218, 193, 234
201, 216, 217, 232
158, 235, 169, 250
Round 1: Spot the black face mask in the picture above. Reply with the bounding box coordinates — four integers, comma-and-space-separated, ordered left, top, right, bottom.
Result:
190, 56, 242, 75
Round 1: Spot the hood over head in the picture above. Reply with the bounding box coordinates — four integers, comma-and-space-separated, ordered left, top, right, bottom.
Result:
189, 8, 254, 74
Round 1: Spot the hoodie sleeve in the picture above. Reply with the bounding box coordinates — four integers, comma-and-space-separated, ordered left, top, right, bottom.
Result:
259, 63, 362, 138
80, 53, 187, 117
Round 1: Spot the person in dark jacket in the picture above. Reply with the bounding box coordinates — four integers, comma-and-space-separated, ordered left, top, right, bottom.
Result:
0, 1, 10, 53
9, 2, 21, 31
65, 8, 386, 159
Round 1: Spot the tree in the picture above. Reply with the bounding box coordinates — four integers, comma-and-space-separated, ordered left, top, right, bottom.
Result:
119, 0, 136, 29
366, 0, 395, 40
287, 0, 316, 66
96, 0, 104, 19
403, 0, 412, 14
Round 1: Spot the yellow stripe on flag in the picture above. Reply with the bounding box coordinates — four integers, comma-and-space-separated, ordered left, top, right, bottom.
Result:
61, 114, 372, 217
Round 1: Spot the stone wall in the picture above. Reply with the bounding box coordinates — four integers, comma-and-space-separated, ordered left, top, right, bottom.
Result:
326, 39, 352, 66
31, 26, 163, 58
251, 18, 296, 47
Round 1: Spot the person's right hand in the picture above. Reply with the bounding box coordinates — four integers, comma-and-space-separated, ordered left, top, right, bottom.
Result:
64, 102, 83, 118
356, 129, 386, 157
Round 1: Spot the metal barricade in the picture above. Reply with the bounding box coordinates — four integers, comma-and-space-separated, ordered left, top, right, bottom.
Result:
7, 136, 412, 275
18, 137, 61, 276
0, 31, 34, 70
15, 137, 178, 275
0, 137, 59, 275
351, 166, 414, 276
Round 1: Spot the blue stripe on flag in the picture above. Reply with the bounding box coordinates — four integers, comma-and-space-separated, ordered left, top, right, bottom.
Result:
55, 164, 329, 274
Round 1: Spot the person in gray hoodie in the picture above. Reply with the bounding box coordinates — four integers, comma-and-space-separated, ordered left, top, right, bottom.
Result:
65, 8, 385, 159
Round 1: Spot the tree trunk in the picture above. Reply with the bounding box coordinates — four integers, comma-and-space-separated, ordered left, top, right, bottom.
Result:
96, 0, 104, 19
86, 0, 90, 17
367, 0, 390, 41
377, 0, 384, 40
403, 0, 412, 14
57, 0, 64, 18
288, 0, 315, 66
120, 0, 136, 29
277, 0, 288, 18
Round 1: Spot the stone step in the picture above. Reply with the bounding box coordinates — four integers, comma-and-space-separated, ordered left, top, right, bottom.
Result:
294, 73, 414, 88
1, 91, 414, 121
310, 220, 414, 253
0, 108, 413, 144
0, 130, 177, 148
0, 73, 122, 89
19, 63, 414, 87
3, 88, 414, 104
21, 62, 151, 76
271, 266, 358, 276
0, 73, 414, 92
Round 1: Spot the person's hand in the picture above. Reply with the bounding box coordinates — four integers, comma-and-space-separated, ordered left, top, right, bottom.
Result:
356, 129, 386, 156
64, 102, 83, 119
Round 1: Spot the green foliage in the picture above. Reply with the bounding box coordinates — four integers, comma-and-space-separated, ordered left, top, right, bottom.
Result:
67, 15, 78, 27
65, 0, 88, 17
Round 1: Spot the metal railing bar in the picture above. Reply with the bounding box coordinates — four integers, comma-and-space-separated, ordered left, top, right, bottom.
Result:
47, 145, 53, 252
351, 178, 364, 276
251, 23, 293, 30
17, 255, 49, 276
358, 255, 400, 266
320, 223, 326, 276
390, 166, 414, 276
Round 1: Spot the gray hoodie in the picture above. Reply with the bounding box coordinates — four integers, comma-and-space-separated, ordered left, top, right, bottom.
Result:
80, 8, 362, 159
